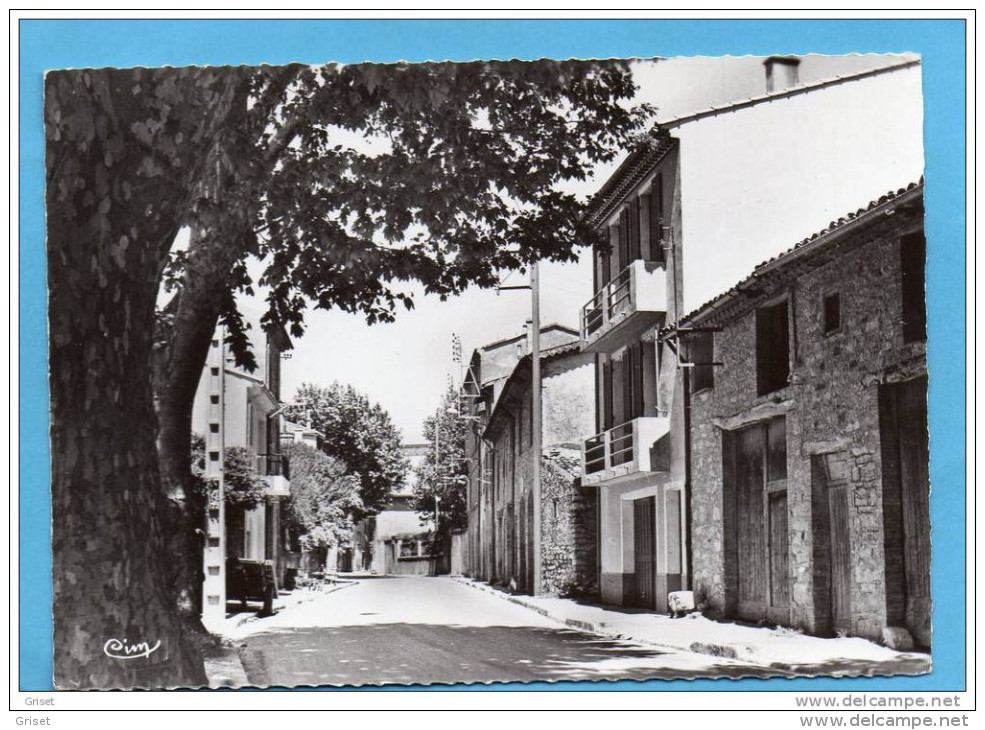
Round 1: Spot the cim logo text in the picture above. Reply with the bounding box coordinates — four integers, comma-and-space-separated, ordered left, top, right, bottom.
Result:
103, 638, 162, 660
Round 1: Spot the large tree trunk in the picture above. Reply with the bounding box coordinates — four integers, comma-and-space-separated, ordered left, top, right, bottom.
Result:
156, 223, 249, 622
155, 66, 301, 600
46, 67, 242, 689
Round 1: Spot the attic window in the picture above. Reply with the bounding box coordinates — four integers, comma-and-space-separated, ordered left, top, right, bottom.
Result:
823, 292, 841, 335
690, 331, 715, 392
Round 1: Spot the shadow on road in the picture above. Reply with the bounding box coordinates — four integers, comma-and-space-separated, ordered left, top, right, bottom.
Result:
237, 622, 781, 688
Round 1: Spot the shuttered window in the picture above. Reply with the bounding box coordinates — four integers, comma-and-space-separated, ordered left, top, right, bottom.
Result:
627, 197, 641, 263
619, 343, 646, 421
602, 359, 614, 430
649, 174, 666, 264
618, 208, 630, 271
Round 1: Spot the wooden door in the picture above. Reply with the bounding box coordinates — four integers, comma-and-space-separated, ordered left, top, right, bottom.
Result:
633, 497, 656, 609
828, 484, 852, 633
898, 378, 931, 646
769, 492, 790, 609
736, 425, 768, 617
732, 418, 789, 620
880, 376, 931, 647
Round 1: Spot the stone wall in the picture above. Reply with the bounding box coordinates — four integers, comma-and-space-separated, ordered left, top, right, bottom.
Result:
540, 452, 599, 596
484, 348, 598, 595
689, 207, 927, 640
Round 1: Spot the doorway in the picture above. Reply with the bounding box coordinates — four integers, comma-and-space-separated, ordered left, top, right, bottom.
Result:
879, 376, 931, 647
725, 417, 790, 622
811, 453, 852, 635
633, 496, 656, 609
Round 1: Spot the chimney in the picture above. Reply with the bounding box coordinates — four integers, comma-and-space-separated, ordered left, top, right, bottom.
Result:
764, 56, 801, 93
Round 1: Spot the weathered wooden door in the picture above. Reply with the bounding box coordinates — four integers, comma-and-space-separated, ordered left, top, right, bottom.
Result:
736, 425, 768, 617
633, 497, 656, 609
769, 492, 790, 609
733, 418, 789, 621
879, 376, 931, 647
828, 484, 852, 633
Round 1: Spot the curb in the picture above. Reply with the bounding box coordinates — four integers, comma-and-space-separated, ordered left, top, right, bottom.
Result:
205, 580, 359, 687
203, 644, 251, 688
223, 580, 358, 631
451, 576, 736, 661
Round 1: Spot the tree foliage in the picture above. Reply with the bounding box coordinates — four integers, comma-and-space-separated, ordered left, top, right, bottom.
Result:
280, 441, 363, 552
189, 433, 268, 510
163, 59, 652, 370
414, 385, 469, 537
285, 382, 407, 515
44, 59, 652, 688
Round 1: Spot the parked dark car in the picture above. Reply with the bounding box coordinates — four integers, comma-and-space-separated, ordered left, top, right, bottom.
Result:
226, 558, 277, 616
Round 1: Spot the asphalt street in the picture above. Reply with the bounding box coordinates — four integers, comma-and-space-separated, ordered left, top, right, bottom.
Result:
236, 575, 776, 687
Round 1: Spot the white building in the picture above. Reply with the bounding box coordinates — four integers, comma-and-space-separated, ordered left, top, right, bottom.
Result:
579, 55, 924, 611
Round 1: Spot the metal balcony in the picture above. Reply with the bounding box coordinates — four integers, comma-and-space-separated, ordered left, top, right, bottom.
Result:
582, 416, 670, 486
581, 259, 667, 354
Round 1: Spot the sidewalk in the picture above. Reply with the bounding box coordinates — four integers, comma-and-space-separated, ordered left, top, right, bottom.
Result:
452, 577, 931, 677
203, 579, 358, 687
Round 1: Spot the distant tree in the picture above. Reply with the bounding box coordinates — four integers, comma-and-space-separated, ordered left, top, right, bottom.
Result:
155, 58, 651, 532
280, 441, 363, 568
285, 383, 407, 515
414, 386, 469, 539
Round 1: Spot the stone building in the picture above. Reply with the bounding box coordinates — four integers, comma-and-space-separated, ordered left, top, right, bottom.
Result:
678, 183, 929, 646
465, 327, 598, 595
461, 324, 586, 583
577, 55, 923, 613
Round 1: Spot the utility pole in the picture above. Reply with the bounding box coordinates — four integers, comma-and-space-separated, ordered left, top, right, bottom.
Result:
433, 406, 441, 575
530, 262, 543, 595
494, 264, 543, 594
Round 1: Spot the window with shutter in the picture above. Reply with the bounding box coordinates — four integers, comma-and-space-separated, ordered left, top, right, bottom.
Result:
650, 174, 666, 264
628, 197, 641, 262
618, 208, 630, 271
602, 359, 613, 430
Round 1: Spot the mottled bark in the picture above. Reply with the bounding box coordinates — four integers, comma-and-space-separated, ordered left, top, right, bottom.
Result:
46, 67, 242, 689
157, 223, 249, 625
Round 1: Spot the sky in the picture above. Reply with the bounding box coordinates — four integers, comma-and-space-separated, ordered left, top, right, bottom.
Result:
176, 53, 916, 444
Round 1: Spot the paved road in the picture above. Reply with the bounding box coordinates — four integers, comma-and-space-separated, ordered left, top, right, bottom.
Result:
236, 576, 773, 687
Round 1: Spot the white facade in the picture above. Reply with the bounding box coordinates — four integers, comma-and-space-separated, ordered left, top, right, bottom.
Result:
582, 57, 925, 614
675, 64, 924, 314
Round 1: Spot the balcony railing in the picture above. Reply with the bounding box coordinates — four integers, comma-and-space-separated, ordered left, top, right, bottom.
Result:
582, 416, 670, 486
255, 453, 290, 480
581, 259, 667, 353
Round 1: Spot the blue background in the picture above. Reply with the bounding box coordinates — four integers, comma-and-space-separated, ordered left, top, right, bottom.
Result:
19, 18, 967, 692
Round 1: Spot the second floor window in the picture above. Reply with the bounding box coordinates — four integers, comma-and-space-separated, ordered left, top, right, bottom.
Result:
690, 331, 715, 392
756, 300, 790, 396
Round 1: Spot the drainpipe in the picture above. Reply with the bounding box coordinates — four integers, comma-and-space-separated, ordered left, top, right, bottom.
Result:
531, 262, 543, 596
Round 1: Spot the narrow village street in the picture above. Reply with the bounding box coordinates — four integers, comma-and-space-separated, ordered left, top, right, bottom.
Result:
230, 576, 780, 687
